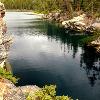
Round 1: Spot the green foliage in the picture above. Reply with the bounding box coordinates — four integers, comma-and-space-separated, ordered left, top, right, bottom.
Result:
32, 0, 62, 14
0, 0, 100, 17
26, 85, 77, 100
0, 0, 34, 10
35, 85, 56, 99
0, 67, 18, 84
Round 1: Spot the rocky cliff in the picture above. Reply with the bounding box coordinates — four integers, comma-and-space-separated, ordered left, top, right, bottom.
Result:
0, 33, 13, 68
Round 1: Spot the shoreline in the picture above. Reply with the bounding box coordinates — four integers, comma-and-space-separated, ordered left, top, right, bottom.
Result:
6, 9, 33, 12
6, 10, 44, 18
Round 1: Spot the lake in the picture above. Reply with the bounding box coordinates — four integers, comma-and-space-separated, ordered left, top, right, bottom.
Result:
5, 12, 100, 100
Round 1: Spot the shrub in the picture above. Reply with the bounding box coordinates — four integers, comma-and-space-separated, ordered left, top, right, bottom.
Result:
26, 85, 78, 100
0, 67, 18, 84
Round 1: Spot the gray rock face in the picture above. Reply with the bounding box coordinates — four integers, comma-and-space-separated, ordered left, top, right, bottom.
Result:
3, 87, 26, 100
0, 33, 13, 67
0, 78, 25, 100
0, 44, 7, 60
0, 78, 40, 100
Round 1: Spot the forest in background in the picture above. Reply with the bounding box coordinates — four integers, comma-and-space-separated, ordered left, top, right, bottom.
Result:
0, 0, 100, 18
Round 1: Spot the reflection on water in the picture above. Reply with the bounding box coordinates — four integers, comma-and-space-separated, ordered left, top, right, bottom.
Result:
45, 23, 83, 58
5, 12, 100, 100
80, 47, 100, 87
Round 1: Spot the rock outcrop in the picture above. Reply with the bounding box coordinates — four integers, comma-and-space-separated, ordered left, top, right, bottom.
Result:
62, 14, 100, 32
43, 12, 100, 33
0, 78, 40, 100
43, 12, 69, 22
0, 33, 13, 68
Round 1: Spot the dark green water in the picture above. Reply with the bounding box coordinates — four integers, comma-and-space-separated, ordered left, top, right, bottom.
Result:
5, 12, 100, 100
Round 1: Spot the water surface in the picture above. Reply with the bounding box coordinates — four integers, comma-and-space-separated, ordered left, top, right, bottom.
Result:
5, 12, 100, 100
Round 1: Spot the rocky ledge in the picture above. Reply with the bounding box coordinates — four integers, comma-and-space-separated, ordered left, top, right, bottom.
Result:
62, 14, 100, 32
43, 12, 100, 33
0, 78, 40, 100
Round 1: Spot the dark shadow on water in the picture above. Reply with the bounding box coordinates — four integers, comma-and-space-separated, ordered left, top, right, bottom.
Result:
80, 46, 100, 87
